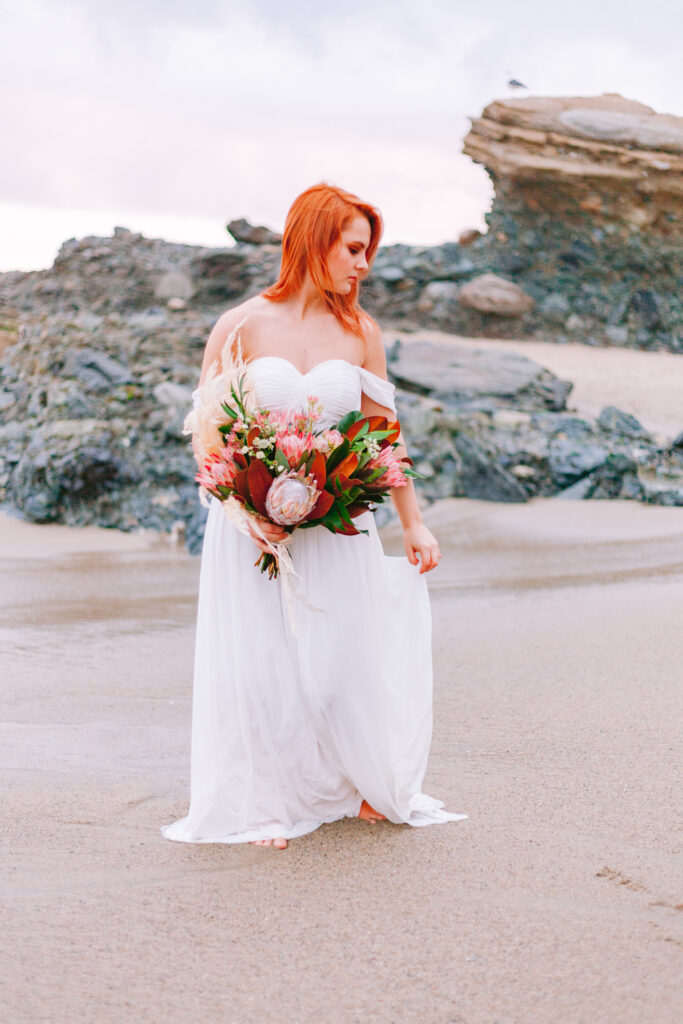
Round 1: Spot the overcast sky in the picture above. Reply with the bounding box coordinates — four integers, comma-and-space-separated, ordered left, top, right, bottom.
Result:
1, 0, 681, 270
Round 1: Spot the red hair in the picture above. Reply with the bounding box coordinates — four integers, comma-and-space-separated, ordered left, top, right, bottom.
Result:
261, 182, 383, 339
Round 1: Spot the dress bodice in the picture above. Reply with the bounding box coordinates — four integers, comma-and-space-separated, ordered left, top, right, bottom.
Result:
246, 355, 397, 429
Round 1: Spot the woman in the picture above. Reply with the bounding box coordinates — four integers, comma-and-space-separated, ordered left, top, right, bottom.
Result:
161, 182, 467, 849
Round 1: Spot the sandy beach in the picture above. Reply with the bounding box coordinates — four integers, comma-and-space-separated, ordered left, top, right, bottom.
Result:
1, 497, 682, 1024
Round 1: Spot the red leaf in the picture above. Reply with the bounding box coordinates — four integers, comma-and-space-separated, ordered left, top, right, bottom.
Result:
367, 415, 388, 432
385, 421, 401, 443
335, 452, 359, 477
346, 418, 367, 442
335, 519, 360, 536
347, 501, 370, 517
308, 450, 326, 490
247, 459, 274, 515
234, 468, 250, 500
328, 470, 351, 495
305, 489, 334, 521
247, 425, 259, 446
233, 451, 248, 469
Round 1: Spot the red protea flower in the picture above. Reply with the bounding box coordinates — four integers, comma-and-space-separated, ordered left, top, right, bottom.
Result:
365, 445, 409, 488
196, 447, 238, 491
275, 431, 315, 467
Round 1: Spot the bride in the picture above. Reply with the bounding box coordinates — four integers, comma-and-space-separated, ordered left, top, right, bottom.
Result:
161, 182, 467, 849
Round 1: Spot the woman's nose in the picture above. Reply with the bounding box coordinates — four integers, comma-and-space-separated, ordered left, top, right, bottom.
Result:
356, 254, 368, 270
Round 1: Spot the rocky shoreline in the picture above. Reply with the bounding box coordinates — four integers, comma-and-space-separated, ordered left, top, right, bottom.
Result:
1, 92, 681, 551
0, 301, 681, 554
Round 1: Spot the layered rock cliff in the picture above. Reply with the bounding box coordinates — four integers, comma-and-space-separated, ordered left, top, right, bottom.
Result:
460, 94, 683, 351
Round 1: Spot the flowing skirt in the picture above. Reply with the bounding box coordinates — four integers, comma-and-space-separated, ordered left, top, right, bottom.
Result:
161, 497, 467, 843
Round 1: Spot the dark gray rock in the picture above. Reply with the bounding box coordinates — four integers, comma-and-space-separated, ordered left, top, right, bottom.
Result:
597, 406, 651, 440
388, 340, 572, 411
454, 433, 529, 502
548, 437, 609, 488
626, 290, 664, 331
226, 218, 282, 245
539, 292, 571, 324
64, 348, 132, 393
589, 453, 641, 498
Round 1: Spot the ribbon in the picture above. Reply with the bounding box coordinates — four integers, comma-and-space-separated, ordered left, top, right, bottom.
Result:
219, 496, 325, 637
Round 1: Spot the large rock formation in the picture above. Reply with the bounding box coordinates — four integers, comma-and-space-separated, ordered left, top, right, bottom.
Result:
461, 94, 683, 351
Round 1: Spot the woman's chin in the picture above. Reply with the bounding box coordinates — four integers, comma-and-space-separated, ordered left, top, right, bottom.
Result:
327, 280, 356, 297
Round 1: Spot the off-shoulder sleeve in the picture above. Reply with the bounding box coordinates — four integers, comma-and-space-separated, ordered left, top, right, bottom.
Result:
358, 366, 397, 413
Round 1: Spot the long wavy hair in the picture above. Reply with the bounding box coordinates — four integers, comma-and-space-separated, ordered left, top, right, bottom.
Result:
261, 182, 383, 338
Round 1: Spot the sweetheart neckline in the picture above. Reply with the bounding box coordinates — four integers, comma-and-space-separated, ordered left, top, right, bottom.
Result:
246, 355, 362, 377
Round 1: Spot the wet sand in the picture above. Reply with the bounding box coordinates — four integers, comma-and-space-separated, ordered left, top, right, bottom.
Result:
2, 501, 682, 1023
391, 328, 683, 441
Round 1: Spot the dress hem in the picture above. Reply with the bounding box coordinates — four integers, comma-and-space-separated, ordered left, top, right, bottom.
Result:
159, 805, 468, 845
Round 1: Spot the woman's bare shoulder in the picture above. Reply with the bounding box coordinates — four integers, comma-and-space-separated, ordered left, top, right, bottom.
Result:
359, 311, 388, 377
197, 295, 271, 383
212, 294, 273, 339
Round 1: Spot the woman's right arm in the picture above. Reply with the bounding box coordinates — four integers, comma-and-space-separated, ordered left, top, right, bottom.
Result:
195, 307, 288, 550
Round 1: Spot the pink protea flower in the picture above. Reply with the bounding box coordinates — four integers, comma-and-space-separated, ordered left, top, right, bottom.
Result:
366, 446, 408, 488
275, 431, 315, 468
195, 447, 238, 491
265, 468, 319, 525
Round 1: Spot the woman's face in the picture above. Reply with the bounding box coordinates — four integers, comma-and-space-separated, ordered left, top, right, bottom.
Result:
325, 214, 372, 294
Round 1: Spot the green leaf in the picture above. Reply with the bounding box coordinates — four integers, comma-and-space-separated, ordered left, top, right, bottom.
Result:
322, 505, 346, 533
350, 420, 369, 442
337, 502, 354, 528
273, 447, 290, 472
325, 437, 350, 473
334, 410, 364, 434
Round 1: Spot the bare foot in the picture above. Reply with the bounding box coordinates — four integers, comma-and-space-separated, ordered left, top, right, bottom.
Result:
250, 837, 288, 848
358, 799, 387, 824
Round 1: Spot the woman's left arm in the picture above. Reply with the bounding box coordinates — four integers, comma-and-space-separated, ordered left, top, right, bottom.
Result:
360, 321, 440, 575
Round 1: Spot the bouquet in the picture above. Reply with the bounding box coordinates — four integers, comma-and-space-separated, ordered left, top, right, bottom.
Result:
189, 368, 418, 580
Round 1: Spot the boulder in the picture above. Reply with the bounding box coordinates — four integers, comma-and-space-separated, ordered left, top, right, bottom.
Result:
226, 218, 282, 246
458, 274, 535, 317
597, 406, 651, 440
388, 340, 572, 411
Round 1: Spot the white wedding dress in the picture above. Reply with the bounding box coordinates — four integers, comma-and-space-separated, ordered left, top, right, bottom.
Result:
161, 354, 467, 844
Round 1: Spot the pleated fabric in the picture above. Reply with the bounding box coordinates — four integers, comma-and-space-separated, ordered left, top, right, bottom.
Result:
161, 358, 467, 843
